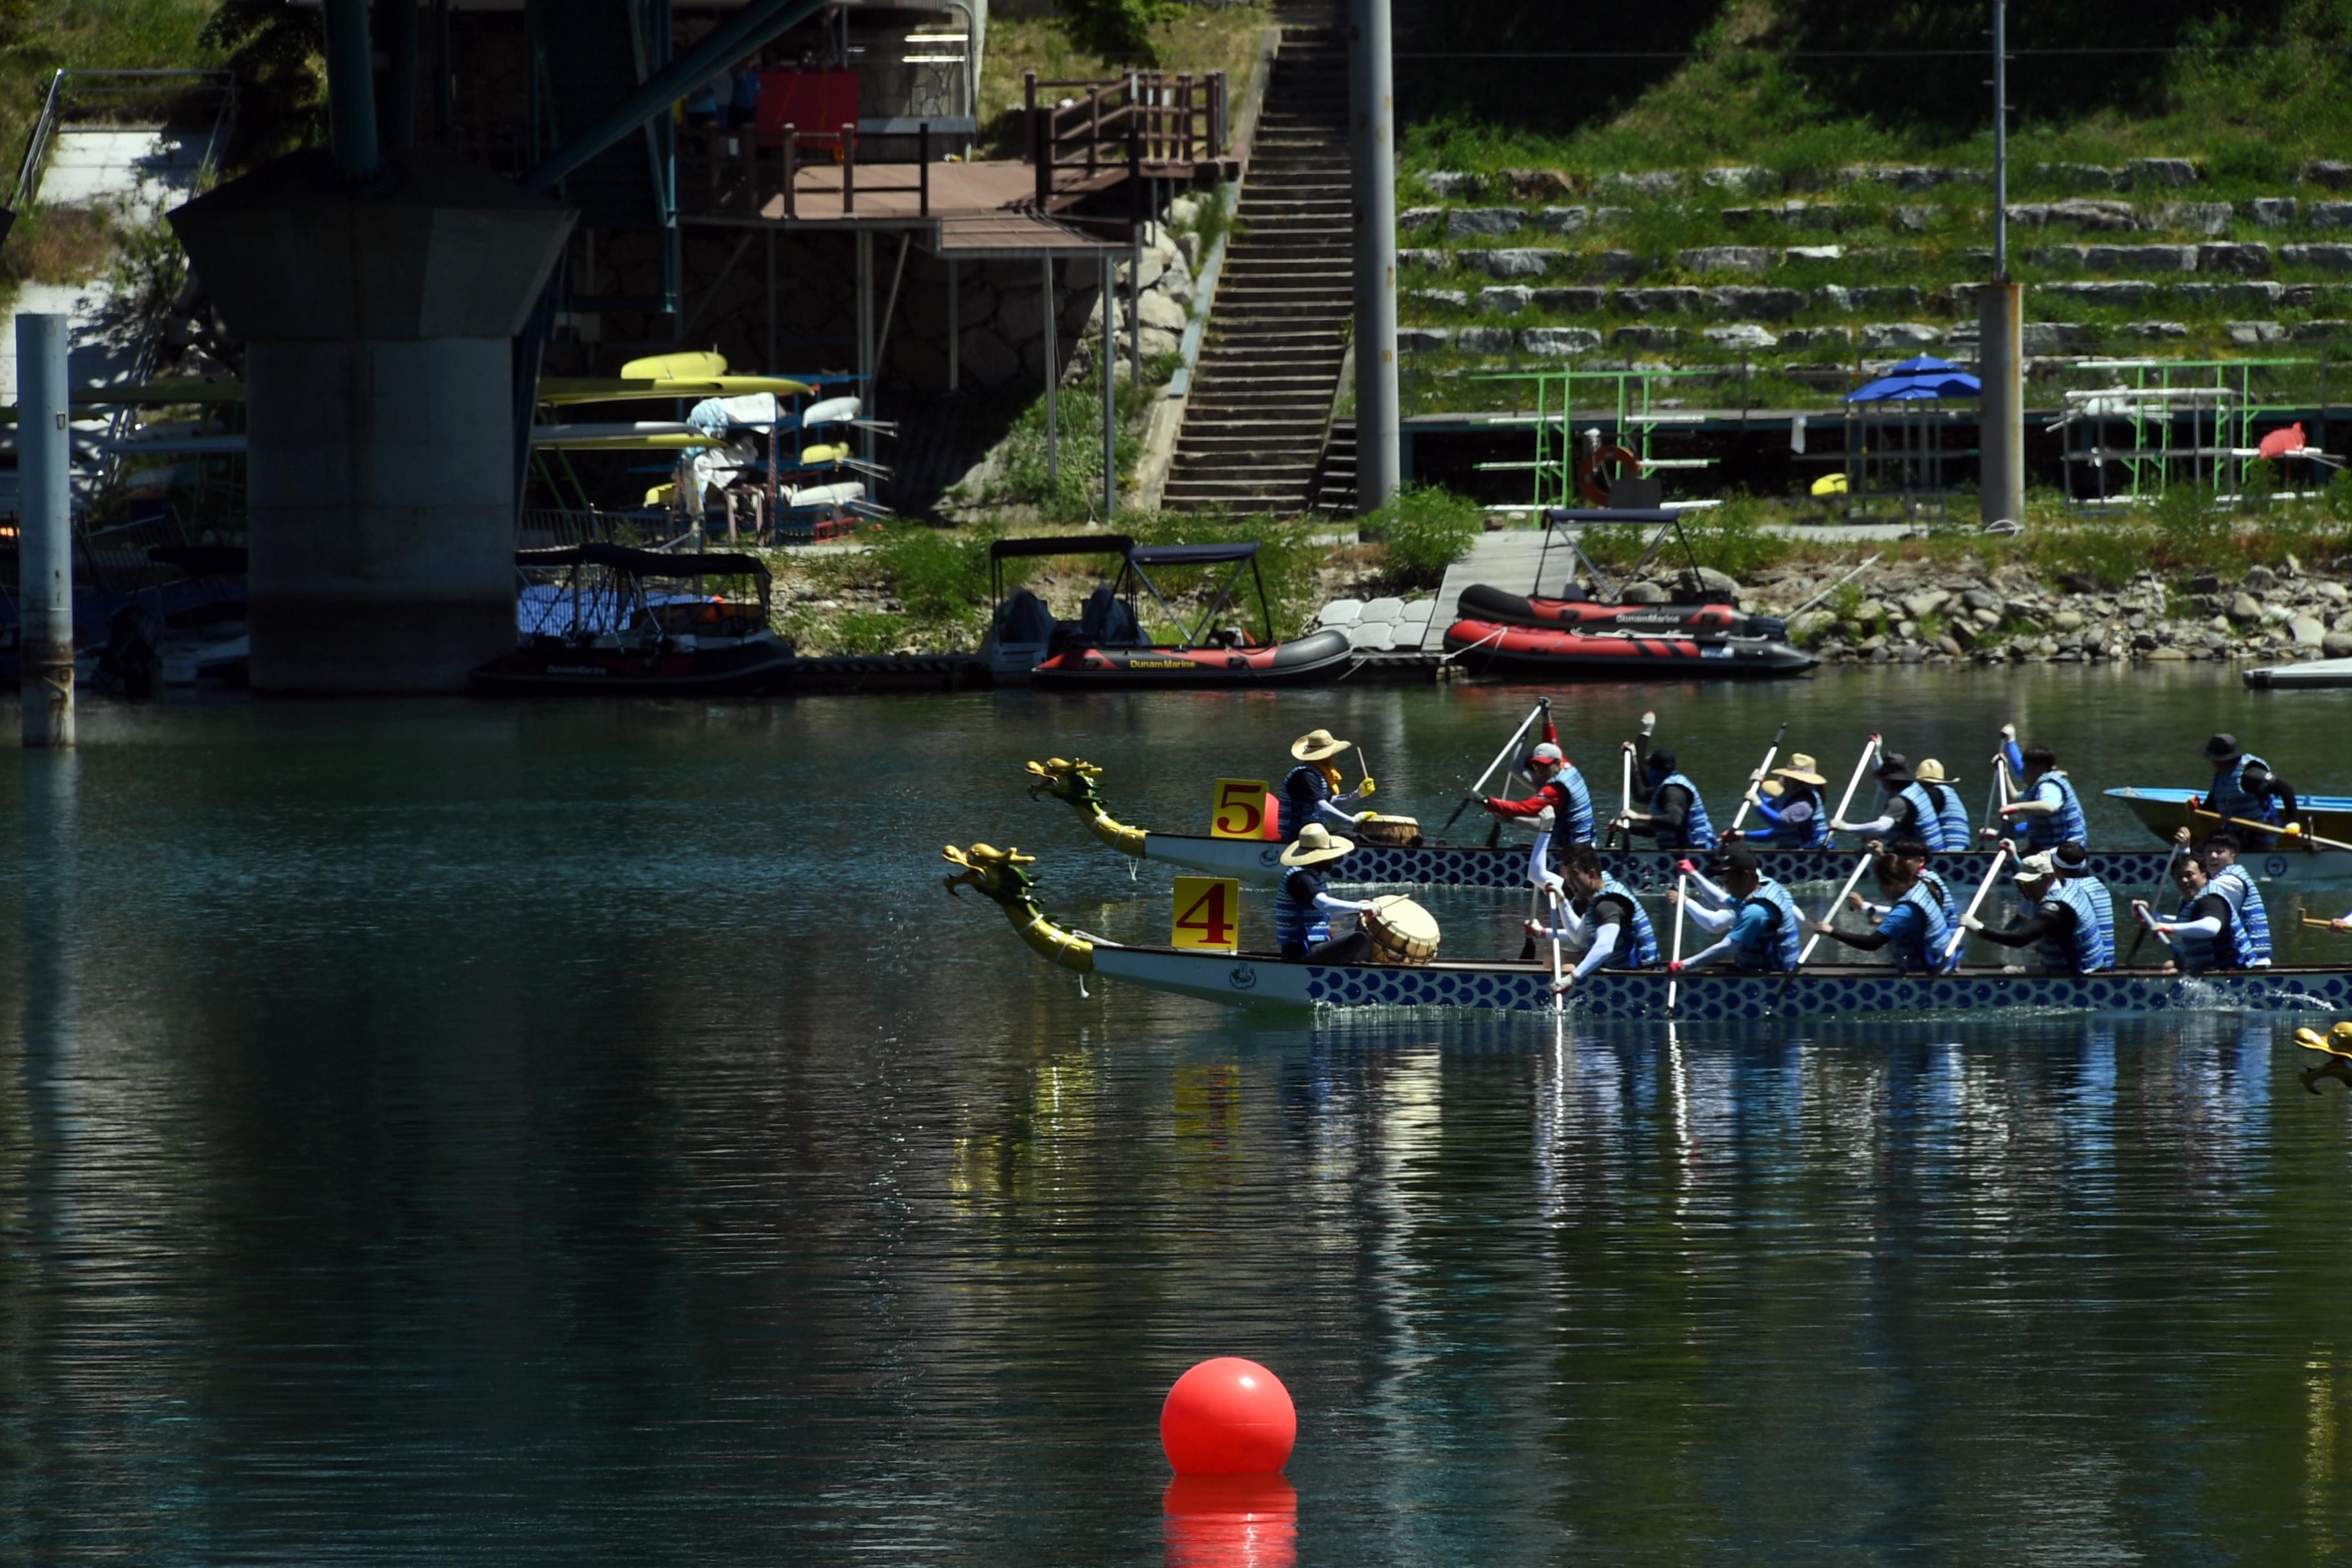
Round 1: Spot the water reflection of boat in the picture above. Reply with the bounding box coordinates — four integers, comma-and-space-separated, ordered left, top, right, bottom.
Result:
943, 841, 2352, 1021
1026, 757, 2186, 890
471, 542, 794, 696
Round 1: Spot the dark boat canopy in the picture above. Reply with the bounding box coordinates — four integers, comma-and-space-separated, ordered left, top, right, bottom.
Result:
989, 533, 1135, 562
516, 542, 770, 583
1126, 541, 1259, 565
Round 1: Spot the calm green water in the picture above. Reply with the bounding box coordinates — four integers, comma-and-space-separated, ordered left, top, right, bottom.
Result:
8, 667, 2352, 1564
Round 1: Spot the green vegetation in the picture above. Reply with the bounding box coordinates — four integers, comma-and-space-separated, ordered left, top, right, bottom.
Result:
975, 4, 1267, 160
1358, 484, 1482, 588
960, 359, 1177, 520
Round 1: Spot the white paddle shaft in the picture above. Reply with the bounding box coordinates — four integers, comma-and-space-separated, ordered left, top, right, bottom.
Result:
1667, 871, 1690, 1010
1799, 850, 1879, 965
1727, 723, 1787, 832
1469, 703, 1547, 799
1547, 883, 1565, 1012
1827, 735, 1879, 835
1943, 845, 2012, 961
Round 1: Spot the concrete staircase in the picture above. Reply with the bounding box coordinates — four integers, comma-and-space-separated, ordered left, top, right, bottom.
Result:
1161, 12, 1351, 514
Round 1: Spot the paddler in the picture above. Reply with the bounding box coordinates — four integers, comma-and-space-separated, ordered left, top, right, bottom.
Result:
2197, 732, 2298, 847
1834, 755, 1971, 852
1810, 842, 1957, 974
1521, 845, 1661, 994
2173, 828, 2274, 968
1961, 845, 2114, 974
1617, 747, 1718, 851
1481, 730, 1597, 852
1845, 835, 1961, 929
1280, 728, 1373, 841
1665, 842, 1802, 974
2133, 853, 2244, 975
1991, 736, 2088, 851
1729, 753, 1831, 848
1273, 823, 1380, 963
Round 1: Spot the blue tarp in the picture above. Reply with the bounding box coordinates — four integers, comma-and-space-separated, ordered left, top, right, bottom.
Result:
1847, 354, 1981, 403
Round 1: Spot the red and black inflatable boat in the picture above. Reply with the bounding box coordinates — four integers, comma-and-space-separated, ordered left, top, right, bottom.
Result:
1030, 627, 1356, 689
1442, 618, 1816, 679
1455, 582, 1790, 642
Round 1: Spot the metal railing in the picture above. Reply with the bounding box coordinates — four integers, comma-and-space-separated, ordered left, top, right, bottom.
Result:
11, 68, 238, 210
676, 121, 937, 219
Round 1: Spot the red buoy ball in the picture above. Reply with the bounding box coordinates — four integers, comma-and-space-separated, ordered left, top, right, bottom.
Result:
1160, 1357, 1297, 1475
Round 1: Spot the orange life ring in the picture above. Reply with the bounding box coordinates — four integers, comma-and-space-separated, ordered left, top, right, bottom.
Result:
1576, 443, 1645, 506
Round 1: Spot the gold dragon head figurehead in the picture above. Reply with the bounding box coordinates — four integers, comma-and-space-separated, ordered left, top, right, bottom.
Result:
943, 842, 1038, 907
1024, 756, 1104, 807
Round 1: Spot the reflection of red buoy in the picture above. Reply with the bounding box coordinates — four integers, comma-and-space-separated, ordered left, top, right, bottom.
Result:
1161, 1358, 1297, 1475
1163, 1473, 1298, 1568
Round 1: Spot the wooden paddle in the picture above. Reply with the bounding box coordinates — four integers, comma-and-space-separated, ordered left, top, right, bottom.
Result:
2304, 915, 2351, 931
1727, 720, 1788, 834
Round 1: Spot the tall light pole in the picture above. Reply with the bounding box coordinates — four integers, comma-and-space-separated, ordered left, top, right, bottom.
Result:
1978, 0, 2024, 527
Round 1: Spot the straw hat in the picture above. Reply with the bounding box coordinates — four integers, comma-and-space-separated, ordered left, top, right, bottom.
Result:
1916, 758, 1958, 784
1773, 752, 1828, 786
1759, 779, 1787, 799
1290, 728, 1351, 763
1280, 822, 1356, 867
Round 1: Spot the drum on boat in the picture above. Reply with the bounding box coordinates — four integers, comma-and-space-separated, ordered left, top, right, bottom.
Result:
1355, 813, 1423, 847
1362, 896, 1441, 966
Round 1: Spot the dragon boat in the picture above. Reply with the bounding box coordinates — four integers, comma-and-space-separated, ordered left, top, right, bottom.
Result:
2106, 786, 2352, 880
943, 842, 2352, 1021
1025, 758, 2187, 892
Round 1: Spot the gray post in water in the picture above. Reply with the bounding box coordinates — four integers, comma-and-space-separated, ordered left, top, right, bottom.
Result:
18, 313, 74, 747
1979, 0, 2024, 527
1348, 0, 1400, 513
1101, 252, 1117, 518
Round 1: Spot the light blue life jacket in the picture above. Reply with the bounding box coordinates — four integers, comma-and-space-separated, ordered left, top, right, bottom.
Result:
2208, 863, 2273, 966
1591, 874, 1661, 967
1918, 868, 1960, 928
2166, 892, 2241, 973
1894, 781, 1965, 852
1275, 866, 1333, 952
1757, 787, 1830, 848
2039, 875, 2114, 974
1925, 781, 1973, 852
2207, 754, 2282, 828
1894, 882, 1957, 974
1551, 765, 1597, 845
1728, 877, 1804, 972
1651, 772, 1717, 850
2021, 770, 2088, 850
1279, 763, 1331, 841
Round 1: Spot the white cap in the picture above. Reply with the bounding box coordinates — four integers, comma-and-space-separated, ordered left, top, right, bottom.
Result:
2012, 850, 2056, 883
1529, 742, 1565, 765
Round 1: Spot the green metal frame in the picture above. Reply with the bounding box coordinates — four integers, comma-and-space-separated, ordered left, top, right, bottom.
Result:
1468, 365, 1721, 511
2053, 356, 2324, 511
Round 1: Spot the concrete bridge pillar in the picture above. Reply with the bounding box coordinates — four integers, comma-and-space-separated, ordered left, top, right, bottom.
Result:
170, 148, 573, 692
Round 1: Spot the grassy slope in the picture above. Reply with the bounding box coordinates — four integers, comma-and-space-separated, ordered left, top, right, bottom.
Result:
975, 5, 1270, 160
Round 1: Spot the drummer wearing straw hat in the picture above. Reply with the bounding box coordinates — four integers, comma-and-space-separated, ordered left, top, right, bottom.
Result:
1280, 728, 1374, 842
1274, 823, 1382, 963
1730, 752, 1832, 849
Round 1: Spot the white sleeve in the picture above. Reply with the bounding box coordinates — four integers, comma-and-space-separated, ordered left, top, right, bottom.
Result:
1681, 935, 1738, 969
2161, 914, 2223, 939
1683, 868, 1734, 908
1683, 899, 1737, 936
1571, 921, 1622, 980
1528, 831, 1551, 885
1318, 797, 1364, 827
1843, 810, 1899, 835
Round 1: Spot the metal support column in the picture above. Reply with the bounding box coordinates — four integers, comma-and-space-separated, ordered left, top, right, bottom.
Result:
378, 0, 418, 152
765, 228, 776, 369
18, 314, 73, 748
1101, 251, 1117, 518
1348, 0, 1400, 511
324, 0, 383, 181
1979, 0, 2023, 527
1043, 256, 1058, 482
857, 230, 876, 466
946, 258, 959, 392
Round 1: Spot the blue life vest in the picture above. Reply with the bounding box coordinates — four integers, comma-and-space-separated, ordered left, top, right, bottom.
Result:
1728, 877, 1804, 972
2208, 863, 2273, 966
1651, 772, 1717, 850
2039, 876, 2114, 974
1589, 875, 1661, 967
1757, 789, 1830, 848
1894, 882, 1957, 974
1279, 763, 1331, 841
2166, 893, 2241, 973
1275, 866, 1333, 954
2021, 771, 2088, 850
1894, 781, 1963, 852
2207, 754, 2282, 828
1926, 781, 1973, 851
1551, 766, 1597, 845
1916, 868, 1960, 929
